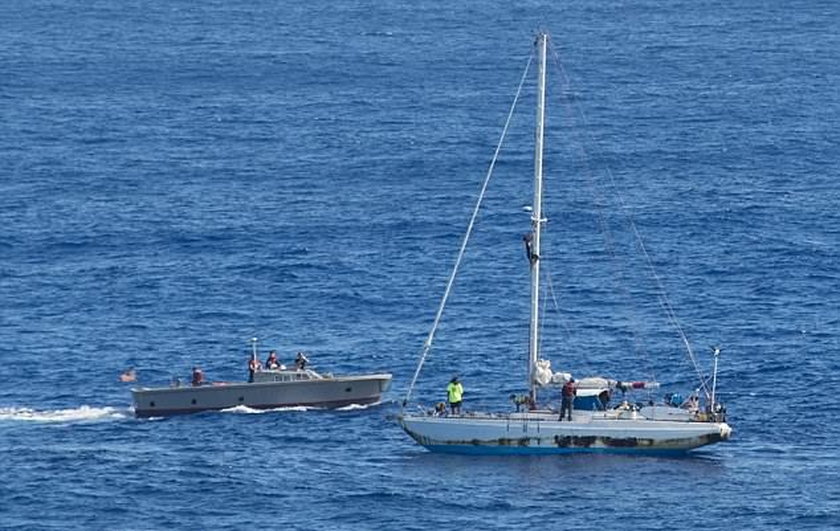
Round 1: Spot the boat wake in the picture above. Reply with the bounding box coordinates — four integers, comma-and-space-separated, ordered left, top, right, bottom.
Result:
219, 405, 318, 414
0, 405, 130, 423
218, 402, 382, 414
336, 401, 384, 411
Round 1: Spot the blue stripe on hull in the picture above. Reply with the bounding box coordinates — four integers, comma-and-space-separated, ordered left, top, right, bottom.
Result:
421, 444, 691, 457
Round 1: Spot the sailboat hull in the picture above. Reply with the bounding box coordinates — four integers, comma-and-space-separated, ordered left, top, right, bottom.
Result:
399, 412, 731, 455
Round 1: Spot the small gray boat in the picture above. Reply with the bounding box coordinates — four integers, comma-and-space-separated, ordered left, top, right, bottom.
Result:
132, 366, 392, 418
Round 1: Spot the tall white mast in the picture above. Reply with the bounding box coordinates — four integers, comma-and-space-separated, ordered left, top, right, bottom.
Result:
529, 33, 548, 402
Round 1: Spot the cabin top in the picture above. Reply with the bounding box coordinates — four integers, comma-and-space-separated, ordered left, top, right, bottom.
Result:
252, 369, 327, 383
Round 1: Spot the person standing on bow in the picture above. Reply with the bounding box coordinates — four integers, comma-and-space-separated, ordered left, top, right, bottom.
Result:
560, 378, 576, 421
446, 376, 464, 415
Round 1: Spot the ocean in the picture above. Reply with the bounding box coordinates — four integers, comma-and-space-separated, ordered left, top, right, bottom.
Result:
2, 0, 838, 529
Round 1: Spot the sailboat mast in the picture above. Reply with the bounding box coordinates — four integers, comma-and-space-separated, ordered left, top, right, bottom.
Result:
529, 33, 548, 403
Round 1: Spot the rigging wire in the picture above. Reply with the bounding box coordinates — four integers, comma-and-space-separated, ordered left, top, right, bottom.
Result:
402, 52, 534, 409
546, 48, 657, 384
547, 44, 709, 398
541, 260, 598, 378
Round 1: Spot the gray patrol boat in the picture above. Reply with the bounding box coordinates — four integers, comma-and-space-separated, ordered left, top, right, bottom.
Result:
132, 345, 392, 418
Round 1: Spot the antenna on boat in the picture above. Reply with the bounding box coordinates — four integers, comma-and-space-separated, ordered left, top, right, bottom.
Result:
528, 31, 548, 404
710, 346, 721, 416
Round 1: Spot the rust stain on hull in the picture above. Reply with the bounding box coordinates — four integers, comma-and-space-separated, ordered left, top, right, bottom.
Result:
398, 415, 731, 453
404, 430, 727, 452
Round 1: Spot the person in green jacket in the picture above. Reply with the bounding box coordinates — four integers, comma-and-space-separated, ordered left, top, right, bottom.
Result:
446, 376, 464, 415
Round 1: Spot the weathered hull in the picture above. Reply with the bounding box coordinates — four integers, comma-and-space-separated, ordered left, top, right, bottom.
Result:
399, 412, 731, 455
132, 374, 391, 418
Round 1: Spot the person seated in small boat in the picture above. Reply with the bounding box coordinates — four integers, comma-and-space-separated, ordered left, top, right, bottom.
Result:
433, 402, 448, 416
191, 366, 205, 387
294, 352, 309, 370
248, 357, 261, 382
265, 350, 281, 370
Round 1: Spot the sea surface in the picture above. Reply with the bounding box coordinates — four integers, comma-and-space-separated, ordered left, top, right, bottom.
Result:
2, 0, 838, 529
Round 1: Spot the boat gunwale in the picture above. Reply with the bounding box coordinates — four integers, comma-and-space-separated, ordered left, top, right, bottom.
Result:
131, 373, 393, 394
399, 412, 732, 433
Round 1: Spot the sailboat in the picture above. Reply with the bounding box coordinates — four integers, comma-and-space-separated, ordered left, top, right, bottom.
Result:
398, 33, 732, 455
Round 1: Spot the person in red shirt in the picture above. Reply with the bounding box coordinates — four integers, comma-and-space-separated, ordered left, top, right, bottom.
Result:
560, 378, 576, 421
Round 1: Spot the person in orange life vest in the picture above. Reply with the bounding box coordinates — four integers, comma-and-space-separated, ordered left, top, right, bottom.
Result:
248, 356, 261, 382
560, 378, 576, 421
191, 366, 205, 387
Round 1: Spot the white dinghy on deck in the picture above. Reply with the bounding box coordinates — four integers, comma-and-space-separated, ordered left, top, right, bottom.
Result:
398, 32, 731, 455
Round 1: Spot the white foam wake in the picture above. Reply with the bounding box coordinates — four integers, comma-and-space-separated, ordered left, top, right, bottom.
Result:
335, 401, 383, 411
219, 405, 315, 414
216, 402, 384, 415
0, 405, 129, 423
219, 405, 263, 414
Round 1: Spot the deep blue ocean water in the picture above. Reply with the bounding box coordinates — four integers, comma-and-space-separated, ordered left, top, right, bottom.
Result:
2, 0, 839, 529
